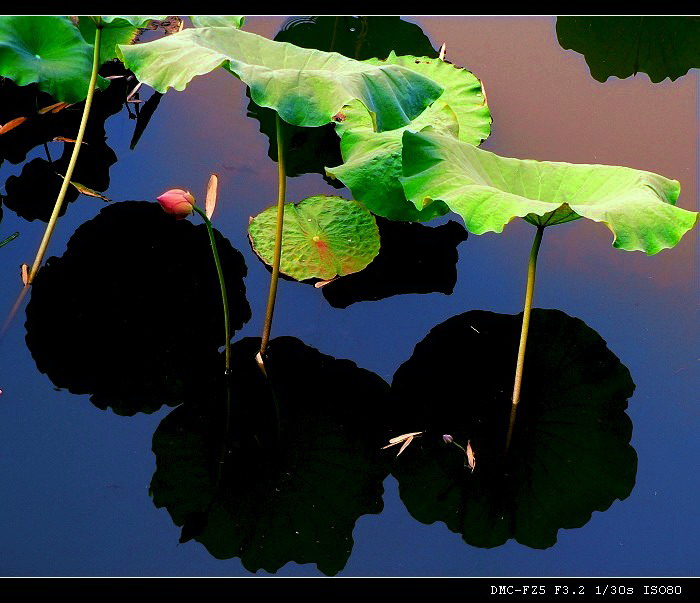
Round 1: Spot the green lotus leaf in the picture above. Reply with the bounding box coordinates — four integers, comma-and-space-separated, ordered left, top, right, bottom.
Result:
116, 27, 444, 131
557, 17, 700, 83
401, 130, 697, 254
79, 16, 166, 63
0, 16, 108, 103
326, 53, 491, 222
248, 195, 380, 281
190, 16, 245, 29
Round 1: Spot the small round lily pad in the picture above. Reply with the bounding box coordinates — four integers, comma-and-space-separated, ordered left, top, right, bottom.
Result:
248, 195, 380, 281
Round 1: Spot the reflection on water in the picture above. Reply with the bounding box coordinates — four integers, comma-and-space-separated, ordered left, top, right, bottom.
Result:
321, 218, 468, 308
0, 69, 127, 222
556, 17, 700, 83
390, 309, 637, 549
151, 336, 391, 576
0, 15, 695, 577
24, 201, 251, 415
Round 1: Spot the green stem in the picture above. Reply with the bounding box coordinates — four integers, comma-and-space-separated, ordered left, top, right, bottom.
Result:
0, 232, 19, 249
257, 114, 287, 374
505, 225, 544, 453
27, 24, 103, 285
192, 205, 231, 373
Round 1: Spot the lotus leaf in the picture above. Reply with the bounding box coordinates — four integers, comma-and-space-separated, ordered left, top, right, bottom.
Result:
400, 130, 697, 254
78, 16, 166, 63
327, 52, 490, 221
0, 16, 108, 103
248, 195, 380, 281
190, 16, 245, 29
116, 27, 444, 131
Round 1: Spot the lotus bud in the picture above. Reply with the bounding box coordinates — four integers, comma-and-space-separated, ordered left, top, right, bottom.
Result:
156, 189, 195, 219
442, 434, 453, 444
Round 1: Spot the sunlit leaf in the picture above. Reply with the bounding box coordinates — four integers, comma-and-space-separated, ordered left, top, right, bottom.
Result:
248, 195, 380, 281
557, 16, 700, 83
244, 16, 439, 180
0, 16, 109, 103
117, 27, 444, 131
190, 16, 245, 29
400, 130, 697, 254
78, 16, 165, 64
326, 52, 490, 221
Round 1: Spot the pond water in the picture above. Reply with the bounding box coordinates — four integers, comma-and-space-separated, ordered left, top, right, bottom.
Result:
0, 16, 697, 577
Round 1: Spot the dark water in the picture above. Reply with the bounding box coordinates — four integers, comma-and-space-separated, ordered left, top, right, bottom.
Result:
0, 16, 697, 577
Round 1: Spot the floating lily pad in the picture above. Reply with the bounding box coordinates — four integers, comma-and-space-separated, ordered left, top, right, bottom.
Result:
557, 16, 700, 83
25, 202, 251, 415
389, 309, 637, 549
117, 26, 444, 131
248, 195, 380, 281
0, 16, 109, 103
326, 53, 491, 222
151, 336, 390, 576
400, 130, 697, 254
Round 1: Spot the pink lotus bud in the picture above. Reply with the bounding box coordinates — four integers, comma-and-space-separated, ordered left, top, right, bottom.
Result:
156, 189, 195, 219
442, 434, 453, 444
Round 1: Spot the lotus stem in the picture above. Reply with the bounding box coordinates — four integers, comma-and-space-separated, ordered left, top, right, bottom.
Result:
506, 224, 544, 453
27, 24, 103, 285
257, 114, 286, 373
192, 205, 231, 374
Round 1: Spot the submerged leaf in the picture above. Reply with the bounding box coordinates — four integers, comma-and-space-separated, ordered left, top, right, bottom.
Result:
400, 130, 697, 254
327, 52, 490, 222
117, 27, 444, 131
248, 195, 380, 281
